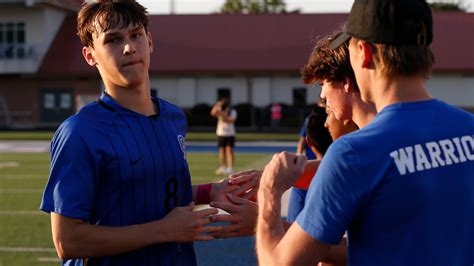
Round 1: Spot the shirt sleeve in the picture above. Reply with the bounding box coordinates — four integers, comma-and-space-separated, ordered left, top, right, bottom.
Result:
296, 138, 370, 244
40, 118, 98, 221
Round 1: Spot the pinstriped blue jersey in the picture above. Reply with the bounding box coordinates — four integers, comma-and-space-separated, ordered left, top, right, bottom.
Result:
40, 92, 196, 266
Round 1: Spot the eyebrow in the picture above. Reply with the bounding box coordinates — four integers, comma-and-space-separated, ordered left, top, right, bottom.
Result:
103, 26, 143, 38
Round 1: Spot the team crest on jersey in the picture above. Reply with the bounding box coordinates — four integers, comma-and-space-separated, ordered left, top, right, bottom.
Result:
177, 135, 186, 160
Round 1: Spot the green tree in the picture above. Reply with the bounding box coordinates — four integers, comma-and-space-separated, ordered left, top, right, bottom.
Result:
220, 0, 245, 14
428, 0, 466, 11
219, 0, 298, 14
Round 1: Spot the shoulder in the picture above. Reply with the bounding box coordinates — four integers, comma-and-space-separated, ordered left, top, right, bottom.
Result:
52, 101, 111, 148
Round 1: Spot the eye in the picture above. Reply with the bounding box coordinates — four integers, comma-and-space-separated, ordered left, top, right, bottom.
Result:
105, 37, 121, 44
132, 33, 143, 39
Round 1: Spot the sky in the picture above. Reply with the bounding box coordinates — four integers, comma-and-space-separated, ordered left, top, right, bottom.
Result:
137, 0, 474, 14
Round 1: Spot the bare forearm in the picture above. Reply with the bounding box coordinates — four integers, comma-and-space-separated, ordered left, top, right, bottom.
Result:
52, 214, 169, 259
256, 188, 285, 265
296, 138, 305, 154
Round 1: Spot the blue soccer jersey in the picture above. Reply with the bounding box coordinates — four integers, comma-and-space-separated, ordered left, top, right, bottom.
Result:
297, 99, 474, 265
40, 93, 195, 266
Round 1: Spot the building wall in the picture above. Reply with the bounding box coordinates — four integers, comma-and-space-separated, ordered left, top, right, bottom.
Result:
426, 74, 474, 108
0, 4, 67, 73
151, 75, 319, 108
2, 73, 472, 128
151, 74, 473, 110
0, 77, 100, 128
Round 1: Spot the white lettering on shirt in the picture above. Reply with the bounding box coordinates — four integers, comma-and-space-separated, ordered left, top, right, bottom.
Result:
390, 135, 473, 175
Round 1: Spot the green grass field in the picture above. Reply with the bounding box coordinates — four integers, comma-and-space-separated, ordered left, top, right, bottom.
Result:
0, 152, 272, 265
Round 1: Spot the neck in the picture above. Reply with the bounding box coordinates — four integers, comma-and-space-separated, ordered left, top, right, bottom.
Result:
349, 92, 377, 128
370, 74, 432, 112
104, 79, 155, 116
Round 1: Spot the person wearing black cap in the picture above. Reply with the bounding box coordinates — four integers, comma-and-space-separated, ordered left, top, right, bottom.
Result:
255, 0, 474, 265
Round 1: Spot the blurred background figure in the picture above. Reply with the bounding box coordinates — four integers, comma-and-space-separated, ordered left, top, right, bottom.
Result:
270, 102, 282, 129
211, 98, 238, 175
296, 109, 317, 160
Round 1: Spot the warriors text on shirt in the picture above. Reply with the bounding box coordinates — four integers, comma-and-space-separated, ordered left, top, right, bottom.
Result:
389, 135, 474, 175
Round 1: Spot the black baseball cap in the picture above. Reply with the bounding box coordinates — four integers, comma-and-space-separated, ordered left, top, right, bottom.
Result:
330, 0, 433, 49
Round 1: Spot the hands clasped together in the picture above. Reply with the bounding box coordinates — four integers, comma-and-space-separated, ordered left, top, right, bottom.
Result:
160, 169, 262, 242
160, 152, 307, 243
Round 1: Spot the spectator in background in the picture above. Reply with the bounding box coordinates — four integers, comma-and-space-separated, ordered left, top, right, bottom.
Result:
211, 98, 237, 175
270, 103, 282, 128
296, 114, 316, 160
287, 105, 332, 223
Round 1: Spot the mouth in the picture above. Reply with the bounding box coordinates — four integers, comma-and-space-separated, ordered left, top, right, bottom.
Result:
122, 60, 142, 67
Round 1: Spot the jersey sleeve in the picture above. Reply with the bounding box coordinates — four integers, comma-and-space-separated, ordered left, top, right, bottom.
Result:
40, 118, 98, 221
295, 138, 371, 244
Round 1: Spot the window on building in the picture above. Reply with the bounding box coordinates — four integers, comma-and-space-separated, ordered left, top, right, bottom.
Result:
60, 93, 72, 109
0, 22, 26, 59
217, 88, 231, 102
43, 93, 55, 109
293, 87, 307, 107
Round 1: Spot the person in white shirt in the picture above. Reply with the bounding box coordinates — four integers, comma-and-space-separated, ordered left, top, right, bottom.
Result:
211, 98, 237, 175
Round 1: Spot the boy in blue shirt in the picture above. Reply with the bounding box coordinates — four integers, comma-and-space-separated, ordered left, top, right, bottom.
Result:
40, 1, 254, 265
256, 0, 474, 265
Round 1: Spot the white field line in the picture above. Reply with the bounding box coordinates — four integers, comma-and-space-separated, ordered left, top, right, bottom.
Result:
0, 174, 48, 179
0, 162, 19, 168
0, 247, 55, 253
37, 257, 61, 262
0, 210, 47, 216
0, 188, 43, 193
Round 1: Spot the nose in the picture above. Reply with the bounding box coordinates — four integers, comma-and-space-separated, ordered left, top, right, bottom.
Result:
123, 40, 136, 55
320, 86, 326, 99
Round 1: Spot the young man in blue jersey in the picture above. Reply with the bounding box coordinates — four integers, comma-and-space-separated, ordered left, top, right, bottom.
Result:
256, 0, 474, 265
40, 1, 257, 265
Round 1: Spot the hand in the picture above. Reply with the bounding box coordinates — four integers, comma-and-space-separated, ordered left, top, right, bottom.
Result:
209, 194, 258, 238
211, 179, 239, 204
160, 202, 222, 242
260, 152, 307, 194
229, 169, 263, 201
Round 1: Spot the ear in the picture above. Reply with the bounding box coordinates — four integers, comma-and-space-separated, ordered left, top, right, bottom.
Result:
343, 76, 352, 94
147, 31, 154, 54
360, 41, 373, 69
82, 46, 97, 67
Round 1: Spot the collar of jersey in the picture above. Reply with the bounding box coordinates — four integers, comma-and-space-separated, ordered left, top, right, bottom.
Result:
99, 92, 161, 117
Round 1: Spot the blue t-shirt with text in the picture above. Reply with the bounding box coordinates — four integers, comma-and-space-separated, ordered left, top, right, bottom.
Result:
297, 99, 474, 265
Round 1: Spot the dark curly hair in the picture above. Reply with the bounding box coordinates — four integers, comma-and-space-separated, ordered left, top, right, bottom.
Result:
77, 0, 149, 47
301, 30, 357, 90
